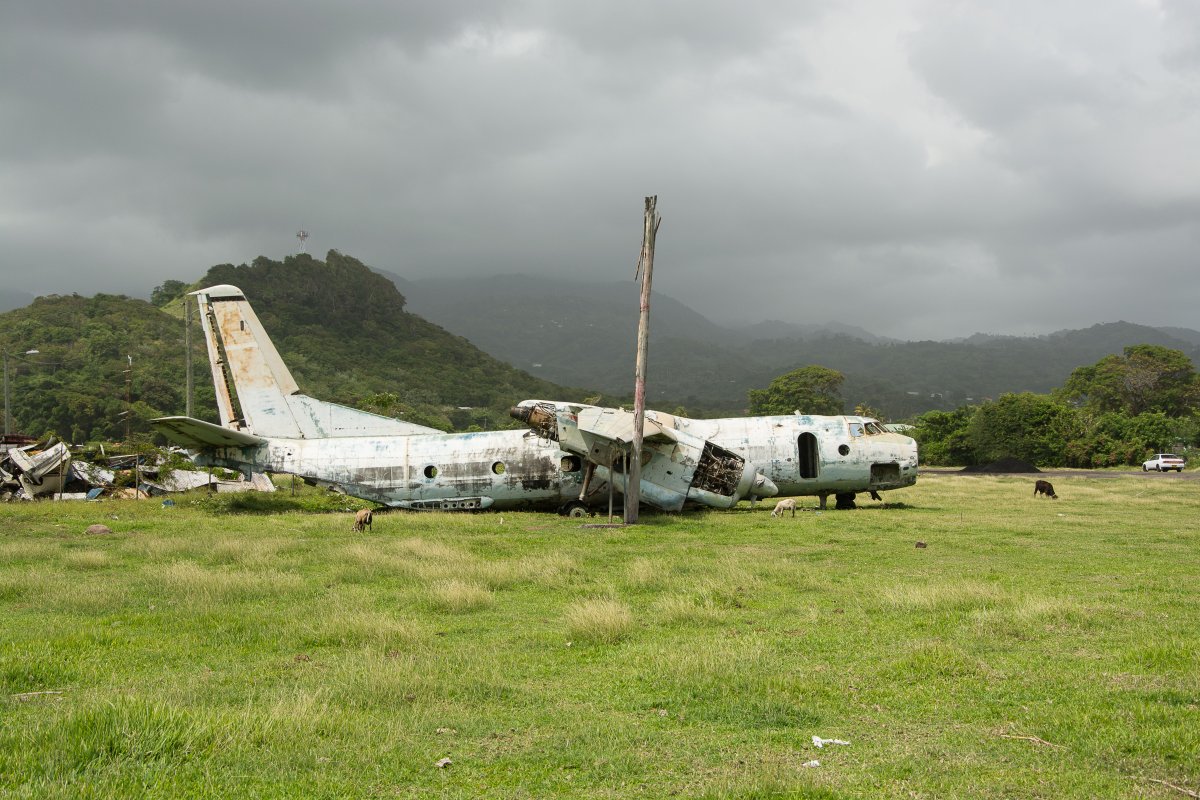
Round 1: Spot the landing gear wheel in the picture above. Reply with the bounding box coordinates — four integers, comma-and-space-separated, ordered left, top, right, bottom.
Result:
834, 492, 857, 510
561, 500, 591, 518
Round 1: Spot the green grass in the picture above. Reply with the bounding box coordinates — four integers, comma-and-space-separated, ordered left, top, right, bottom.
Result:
1, 475, 1198, 798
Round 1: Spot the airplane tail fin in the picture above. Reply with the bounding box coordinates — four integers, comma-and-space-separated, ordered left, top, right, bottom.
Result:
192, 284, 439, 439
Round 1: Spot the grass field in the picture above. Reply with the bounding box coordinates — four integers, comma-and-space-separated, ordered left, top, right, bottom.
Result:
1, 474, 1198, 799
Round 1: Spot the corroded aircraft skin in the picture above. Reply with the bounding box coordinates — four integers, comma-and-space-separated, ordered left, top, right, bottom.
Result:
152, 285, 587, 511
510, 401, 918, 510
152, 284, 918, 513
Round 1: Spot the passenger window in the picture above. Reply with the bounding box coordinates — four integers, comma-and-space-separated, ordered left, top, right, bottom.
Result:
849, 423, 865, 437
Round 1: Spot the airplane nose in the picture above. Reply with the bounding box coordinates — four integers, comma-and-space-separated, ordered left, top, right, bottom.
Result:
752, 473, 779, 498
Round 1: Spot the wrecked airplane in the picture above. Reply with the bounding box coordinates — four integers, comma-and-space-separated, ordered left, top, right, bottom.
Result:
509, 401, 918, 512
152, 285, 586, 511
151, 284, 918, 514
2, 441, 73, 499
0, 437, 271, 501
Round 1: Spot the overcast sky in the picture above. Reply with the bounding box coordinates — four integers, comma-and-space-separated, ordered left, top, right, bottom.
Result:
2, 1, 1198, 340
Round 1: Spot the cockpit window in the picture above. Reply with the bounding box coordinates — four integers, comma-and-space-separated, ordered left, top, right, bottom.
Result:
848, 422, 865, 437
865, 422, 886, 435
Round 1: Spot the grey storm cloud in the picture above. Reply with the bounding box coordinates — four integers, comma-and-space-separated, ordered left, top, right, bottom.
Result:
1, 0, 1197, 340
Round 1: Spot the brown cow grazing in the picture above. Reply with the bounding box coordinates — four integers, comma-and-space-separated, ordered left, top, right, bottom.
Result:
353, 508, 374, 532
1033, 480, 1058, 499
771, 498, 797, 518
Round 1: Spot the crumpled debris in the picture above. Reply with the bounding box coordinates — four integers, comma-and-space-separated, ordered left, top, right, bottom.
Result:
812, 736, 850, 748
435, 757, 452, 768
802, 759, 820, 768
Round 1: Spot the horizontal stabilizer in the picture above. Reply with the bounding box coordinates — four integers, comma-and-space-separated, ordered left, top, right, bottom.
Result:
151, 416, 267, 449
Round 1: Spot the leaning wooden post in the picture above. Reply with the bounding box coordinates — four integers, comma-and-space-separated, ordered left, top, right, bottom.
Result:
185, 293, 194, 418
625, 195, 660, 524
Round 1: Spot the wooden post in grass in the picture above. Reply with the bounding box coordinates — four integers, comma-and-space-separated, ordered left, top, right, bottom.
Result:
625, 195, 660, 524
607, 448, 615, 522
185, 293, 194, 418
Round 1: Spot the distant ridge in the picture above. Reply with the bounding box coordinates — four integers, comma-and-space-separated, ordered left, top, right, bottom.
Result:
387, 273, 1200, 419
730, 319, 893, 345
2, 259, 1195, 440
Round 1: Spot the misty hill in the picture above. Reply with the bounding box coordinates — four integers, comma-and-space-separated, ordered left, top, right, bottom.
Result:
1156, 326, 1200, 347
393, 274, 1200, 419
0, 290, 35, 313
189, 254, 588, 428
744, 323, 1200, 418
398, 274, 887, 412
0, 253, 584, 441
729, 319, 892, 344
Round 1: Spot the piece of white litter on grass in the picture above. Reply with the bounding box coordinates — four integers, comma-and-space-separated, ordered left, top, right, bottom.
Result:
802, 760, 820, 768
436, 757, 452, 768
812, 736, 850, 748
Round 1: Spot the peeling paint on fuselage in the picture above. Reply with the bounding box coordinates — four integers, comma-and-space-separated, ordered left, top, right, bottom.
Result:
196, 428, 582, 510
650, 412, 918, 496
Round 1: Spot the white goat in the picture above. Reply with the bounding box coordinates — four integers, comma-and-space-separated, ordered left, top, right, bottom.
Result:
771, 498, 797, 518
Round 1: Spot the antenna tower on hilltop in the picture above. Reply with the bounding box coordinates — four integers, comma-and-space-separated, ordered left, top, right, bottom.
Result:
296, 229, 309, 252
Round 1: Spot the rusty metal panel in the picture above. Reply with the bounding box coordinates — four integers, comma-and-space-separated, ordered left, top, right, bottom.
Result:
194, 290, 239, 429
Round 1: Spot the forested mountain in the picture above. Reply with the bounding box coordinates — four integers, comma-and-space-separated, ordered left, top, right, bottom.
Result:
398, 274, 1200, 419
0, 292, 211, 442
3, 252, 1196, 445
0, 253, 584, 442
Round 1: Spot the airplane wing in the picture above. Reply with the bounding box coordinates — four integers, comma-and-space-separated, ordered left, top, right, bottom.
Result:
510, 401, 763, 511
574, 407, 680, 445
151, 416, 267, 449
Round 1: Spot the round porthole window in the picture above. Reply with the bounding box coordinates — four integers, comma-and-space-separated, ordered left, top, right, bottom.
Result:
424, 465, 439, 479
492, 461, 506, 475
838, 444, 850, 456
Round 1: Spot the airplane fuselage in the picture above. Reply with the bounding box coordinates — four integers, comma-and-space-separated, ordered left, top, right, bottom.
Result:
700, 414, 918, 495
195, 428, 585, 510
194, 411, 915, 512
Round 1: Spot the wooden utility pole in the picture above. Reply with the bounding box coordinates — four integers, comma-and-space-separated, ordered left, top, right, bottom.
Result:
625, 195, 661, 524
185, 294, 194, 418
124, 355, 132, 442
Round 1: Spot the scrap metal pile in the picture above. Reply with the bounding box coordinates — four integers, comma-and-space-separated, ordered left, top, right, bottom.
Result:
0, 437, 274, 501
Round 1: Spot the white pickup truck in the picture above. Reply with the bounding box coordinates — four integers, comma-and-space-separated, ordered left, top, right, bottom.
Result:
1142, 453, 1186, 472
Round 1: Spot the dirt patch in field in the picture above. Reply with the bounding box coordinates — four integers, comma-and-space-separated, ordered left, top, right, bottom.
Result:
960, 457, 1042, 474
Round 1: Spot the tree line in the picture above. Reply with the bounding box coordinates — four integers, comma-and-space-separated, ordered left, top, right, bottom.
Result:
749, 345, 1200, 467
